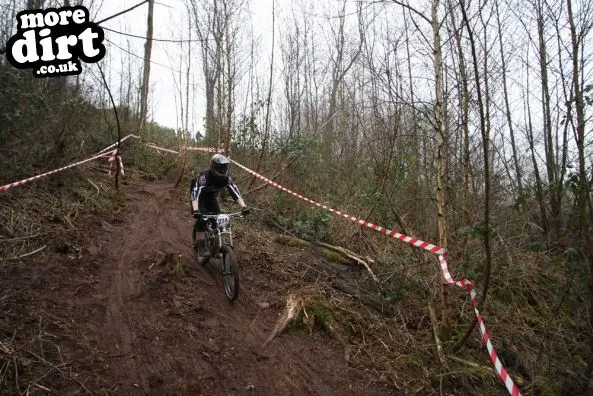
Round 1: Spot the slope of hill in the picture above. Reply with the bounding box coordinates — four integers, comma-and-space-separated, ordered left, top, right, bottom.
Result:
0, 173, 398, 395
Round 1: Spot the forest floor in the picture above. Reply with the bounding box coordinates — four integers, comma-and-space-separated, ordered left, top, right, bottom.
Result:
0, 176, 399, 395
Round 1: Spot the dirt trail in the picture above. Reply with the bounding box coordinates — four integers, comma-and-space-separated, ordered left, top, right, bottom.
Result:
70, 180, 390, 395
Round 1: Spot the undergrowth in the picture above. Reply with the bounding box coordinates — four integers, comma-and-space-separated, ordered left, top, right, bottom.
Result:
238, 199, 589, 395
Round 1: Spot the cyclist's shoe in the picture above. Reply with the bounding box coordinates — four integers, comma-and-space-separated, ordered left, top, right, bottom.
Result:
197, 240, 211, 257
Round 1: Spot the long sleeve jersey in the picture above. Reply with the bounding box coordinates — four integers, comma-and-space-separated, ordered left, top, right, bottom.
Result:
190, 169, 242, 203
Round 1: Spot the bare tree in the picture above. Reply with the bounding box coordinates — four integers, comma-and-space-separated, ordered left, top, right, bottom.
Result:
175, 8, 192, 188
494, 0, 523, 198
448, 1, 473, 201
390, 0, 452, 343
139, 0, 154, 138
247, 0, 274, 188
190, 0, 221, 143
324, 0, 364, 158
453, 0, 494, 351
189, 0, 241, 150
565, 0, 593, 388
281, 12, 305, 141
534, 0, 561, 232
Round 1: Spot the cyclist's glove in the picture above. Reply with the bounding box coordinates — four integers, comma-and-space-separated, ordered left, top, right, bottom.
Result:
193, 210, 202, 220
241, 207, 250, 216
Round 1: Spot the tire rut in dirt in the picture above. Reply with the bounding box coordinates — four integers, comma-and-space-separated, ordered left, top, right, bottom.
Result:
81, 181, 392, 395
99, 185, 165, 393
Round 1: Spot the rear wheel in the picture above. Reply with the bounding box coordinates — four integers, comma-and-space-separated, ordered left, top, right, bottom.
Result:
221, 245, 239, 301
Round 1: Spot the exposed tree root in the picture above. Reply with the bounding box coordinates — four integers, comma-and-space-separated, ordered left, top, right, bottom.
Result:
275, 236, 378, 281
262, 293, 352, 364
263, 294, 309, 348
158, 252, 185, 277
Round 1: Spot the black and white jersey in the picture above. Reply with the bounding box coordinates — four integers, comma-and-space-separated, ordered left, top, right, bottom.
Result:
190, 169, 242, 204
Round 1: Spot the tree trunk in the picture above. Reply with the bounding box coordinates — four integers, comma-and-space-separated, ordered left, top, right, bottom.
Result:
454, 0, 493, 352
525, 50, 549, 233
431, 0, 451, 342
566, 0, 593, 388
175, 22, 191, 189
494, 0, 523, 199
139, 0, 154, 139
449, 5, 472, 199
535, 1, 560, 231
206, 84, 215, 141
248, 0, 275, 188
223, 0, 233, 156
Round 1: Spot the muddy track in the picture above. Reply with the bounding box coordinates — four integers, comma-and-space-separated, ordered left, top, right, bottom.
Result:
71, 180, 390, 395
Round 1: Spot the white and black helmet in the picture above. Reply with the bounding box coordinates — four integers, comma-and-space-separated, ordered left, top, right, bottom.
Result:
210, 154, 230, 177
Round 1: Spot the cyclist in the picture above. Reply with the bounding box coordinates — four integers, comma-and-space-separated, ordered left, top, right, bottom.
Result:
190, 153, 250, 257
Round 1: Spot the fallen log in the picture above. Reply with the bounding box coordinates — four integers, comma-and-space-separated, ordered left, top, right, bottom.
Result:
275, 236, 378, 282
311, 241, 378, 282
311, 241, 375, 265
332, 280, 395, 316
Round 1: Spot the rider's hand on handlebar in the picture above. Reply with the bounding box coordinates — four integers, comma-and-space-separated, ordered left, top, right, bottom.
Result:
241, 207, 250, 216
193, 210, 202, 220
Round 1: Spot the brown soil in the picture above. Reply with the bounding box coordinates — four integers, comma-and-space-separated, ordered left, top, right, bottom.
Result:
0, 180, 396, 395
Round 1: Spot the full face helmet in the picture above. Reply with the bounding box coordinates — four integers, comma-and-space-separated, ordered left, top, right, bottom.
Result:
210, 154, 230, 177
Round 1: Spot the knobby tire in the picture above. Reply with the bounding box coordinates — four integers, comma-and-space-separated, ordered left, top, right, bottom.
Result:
221, 245, 239, 301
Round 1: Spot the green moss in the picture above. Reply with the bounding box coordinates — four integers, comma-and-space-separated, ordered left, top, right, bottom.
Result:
275, 235, 310, 247
288, 238, 310, 248
294, 298, 340, 336
401, 355, 425, 377
310, 299, 339, 332
321, 249, 345, 262
165, 253, 185, 277
534, 375, 560, 396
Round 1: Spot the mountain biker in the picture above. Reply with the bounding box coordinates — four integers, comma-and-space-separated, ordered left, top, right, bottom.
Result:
190, 153, 249, 257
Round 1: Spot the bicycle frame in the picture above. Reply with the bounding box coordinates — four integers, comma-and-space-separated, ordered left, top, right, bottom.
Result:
202, 212, 244, 256
193, 212, 245, 301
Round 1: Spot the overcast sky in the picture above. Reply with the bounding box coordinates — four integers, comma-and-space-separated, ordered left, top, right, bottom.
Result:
6, 0, 589, 160
91, 0, 368, 134
92, 0, 281, 132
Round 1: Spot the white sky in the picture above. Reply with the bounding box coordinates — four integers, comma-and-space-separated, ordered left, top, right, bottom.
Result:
91, 0, 368, 134
4, 0, 590, 168
93, 0, 279, 132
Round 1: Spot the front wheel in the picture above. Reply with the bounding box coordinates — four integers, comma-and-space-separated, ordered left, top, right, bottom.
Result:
221, 245, 239, 301
192, 223, 209, 266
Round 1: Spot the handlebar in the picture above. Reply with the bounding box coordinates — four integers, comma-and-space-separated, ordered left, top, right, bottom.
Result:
200, 212, 245, 219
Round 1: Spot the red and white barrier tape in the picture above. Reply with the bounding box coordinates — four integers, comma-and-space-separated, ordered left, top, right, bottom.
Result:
0, 151, 114, 193
0, 137, 136, 193
146, 143, 181, 155
232, 159, 446, 255
185, 145, 521, 396
107, 149, 125, 176
439, 255, 520, 396
142, 143, 217, 155
185, 146, 224, 153
96, 134, 139, 155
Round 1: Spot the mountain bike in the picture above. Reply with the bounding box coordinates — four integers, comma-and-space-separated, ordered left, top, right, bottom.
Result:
191, 212, 245, 301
